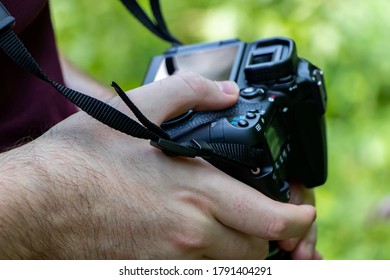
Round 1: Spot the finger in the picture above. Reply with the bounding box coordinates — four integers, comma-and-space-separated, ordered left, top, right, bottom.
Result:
289, 221, 318, 260
128, 71, 239, 124
204, 224, 269, 260
276, 237, 300, 252
162, 196, 269, 260
276, 183, 317, 252
279, 182, 318, 258
288, 182, 315, 205
205, 175, 316, 241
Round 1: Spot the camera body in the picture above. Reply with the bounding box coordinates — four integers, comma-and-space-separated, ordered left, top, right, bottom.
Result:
143, 37, 327, 202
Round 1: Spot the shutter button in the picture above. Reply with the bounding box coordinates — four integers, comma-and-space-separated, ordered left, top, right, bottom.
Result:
240, 87, 264, 99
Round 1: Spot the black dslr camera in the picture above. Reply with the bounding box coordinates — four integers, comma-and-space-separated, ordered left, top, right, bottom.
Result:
143, 37, 327, 202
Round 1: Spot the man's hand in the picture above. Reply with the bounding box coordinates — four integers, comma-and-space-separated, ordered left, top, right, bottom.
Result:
0, 71, 316, 259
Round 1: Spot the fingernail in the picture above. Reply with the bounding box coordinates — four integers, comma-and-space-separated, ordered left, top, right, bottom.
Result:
216, 81, 239, 95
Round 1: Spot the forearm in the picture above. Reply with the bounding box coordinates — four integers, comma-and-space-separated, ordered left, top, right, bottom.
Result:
0, 142, 53, 258
0, 132, 111, 259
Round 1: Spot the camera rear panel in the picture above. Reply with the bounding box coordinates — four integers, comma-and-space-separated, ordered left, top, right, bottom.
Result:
143, 37, 327, 202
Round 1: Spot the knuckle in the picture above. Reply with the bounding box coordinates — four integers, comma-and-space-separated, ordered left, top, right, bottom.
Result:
174, 71, 209, 97
166, 214, 211, 251
265, 216, 289, 239
171, 228, 210, 251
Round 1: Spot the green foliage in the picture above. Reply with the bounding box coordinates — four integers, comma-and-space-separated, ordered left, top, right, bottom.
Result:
50, 0, 390, 259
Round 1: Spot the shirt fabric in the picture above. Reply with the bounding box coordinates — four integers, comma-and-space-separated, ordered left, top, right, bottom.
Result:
0, 0, 77, 152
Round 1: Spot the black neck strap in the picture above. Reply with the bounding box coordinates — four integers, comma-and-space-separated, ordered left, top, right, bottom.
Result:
119, 0, 182, 46
0, 27, 165, 142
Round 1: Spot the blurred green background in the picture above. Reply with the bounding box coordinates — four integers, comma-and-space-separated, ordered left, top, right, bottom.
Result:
49, 0, 390, 259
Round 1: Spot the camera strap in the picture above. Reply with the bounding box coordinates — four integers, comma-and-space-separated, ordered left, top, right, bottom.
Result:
0, 28, 163, 141
0, 2, 263, 170
119, 0, 182, 45
0, 2, 168, 141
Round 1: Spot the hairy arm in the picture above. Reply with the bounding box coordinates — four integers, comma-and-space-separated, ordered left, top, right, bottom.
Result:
0, 132, 112, 259
0, 142, 64, 259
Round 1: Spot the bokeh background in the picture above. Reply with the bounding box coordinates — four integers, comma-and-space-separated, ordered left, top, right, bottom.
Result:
50, 0, 390, 259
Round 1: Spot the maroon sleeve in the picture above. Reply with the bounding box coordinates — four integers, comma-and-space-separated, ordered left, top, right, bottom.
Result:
0, 0, 78, 152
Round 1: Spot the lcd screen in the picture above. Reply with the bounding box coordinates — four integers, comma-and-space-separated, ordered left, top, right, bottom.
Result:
153, 45, 239, 81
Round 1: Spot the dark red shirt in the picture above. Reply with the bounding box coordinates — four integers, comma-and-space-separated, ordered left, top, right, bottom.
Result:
0, 0, 77, 152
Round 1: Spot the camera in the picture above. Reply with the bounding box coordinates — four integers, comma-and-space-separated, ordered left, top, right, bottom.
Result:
143, 37, 327, 202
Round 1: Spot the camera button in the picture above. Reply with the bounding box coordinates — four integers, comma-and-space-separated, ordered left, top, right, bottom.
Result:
238, 120, 249, 127
240, 87, 264, 99
278, 75, 294, 84
246, 112, 256, 119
